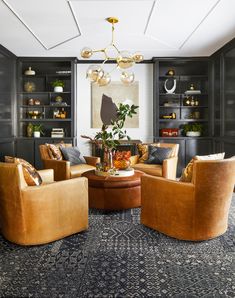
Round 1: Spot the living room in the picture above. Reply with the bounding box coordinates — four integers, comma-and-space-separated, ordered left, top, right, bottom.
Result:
0, 0, 235, 297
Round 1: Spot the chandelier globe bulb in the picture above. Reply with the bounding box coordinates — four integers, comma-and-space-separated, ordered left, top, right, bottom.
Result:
86, 65, 105, 83
81, 47, 93, 59
120, 71, 135, 85
117, 51, 134, 69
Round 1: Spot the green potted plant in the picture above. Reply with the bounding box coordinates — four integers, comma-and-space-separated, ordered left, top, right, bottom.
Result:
81, 103, 138, 170
51, 79, 65, 92
183, 123, 203, 137
33, 124, 44, 138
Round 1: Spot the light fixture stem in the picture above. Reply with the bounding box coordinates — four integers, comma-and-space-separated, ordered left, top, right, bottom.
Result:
102, 59, 108, 65
111, 23, 115, 45
109, 64, 119, 74
92, 49, 105, 53
113, 44, 120, 54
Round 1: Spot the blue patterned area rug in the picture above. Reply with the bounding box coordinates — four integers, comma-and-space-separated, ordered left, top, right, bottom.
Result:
0, 197, 234, 298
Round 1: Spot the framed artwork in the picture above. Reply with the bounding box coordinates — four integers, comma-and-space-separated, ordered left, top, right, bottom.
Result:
91, 82, 139, 128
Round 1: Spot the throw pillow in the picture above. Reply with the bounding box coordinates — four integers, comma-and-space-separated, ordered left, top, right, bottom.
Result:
180, 152, 225, 182
46, 143, 64, 160
145, 146, 172, 165
137, 144, 149, 163
5, 156, 42, 186
60, 147, 86, 166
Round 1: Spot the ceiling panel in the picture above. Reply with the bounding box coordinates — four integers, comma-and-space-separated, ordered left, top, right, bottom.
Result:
145, 0, 220, 49
3, 0, 80, 50
0, 0, 235, 58
70, 0, 160, 56
179, 0, 235, 56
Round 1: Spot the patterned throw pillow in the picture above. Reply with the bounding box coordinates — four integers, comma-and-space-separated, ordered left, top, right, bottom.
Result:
137, 144, 149, 163
5, 156, 42, 186
145, 146, 172, 165
60, 147, 86, 166
46, 143, 64, 160
180, 152, 225, 182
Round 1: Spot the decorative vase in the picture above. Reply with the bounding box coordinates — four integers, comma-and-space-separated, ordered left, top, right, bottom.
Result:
113, 159, 131, 170
54, 86, 63, 92
103, 149, 113, 171
26, 123, 33, 137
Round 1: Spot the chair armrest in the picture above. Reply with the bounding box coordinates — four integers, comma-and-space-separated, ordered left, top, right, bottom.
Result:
130, 155, 139, 166
38, 169, 54, 183
162, 156, 178, 180
84, 156, 100, 166
42, 159, 70, 181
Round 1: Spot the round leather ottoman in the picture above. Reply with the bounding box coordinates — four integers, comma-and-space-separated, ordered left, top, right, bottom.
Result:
82, 170, 144, 210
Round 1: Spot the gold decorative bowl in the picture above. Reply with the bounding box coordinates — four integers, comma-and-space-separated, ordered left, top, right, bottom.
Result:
27, 111, 42, 119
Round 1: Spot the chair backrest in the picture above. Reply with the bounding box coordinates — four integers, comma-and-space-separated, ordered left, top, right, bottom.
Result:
192, 158, 235, 234
157, 143, 179, 158
39, 144, 51, 160
39, 143, 72, 160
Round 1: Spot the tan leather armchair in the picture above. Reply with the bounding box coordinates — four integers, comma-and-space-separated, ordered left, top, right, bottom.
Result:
39, 144, 100, 181
0, 162, 88, 245
141, 158, 235, 241
131, 143, 179, 180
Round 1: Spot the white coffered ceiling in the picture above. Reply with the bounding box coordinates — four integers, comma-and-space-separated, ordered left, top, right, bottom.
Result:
0, 0, 235, 59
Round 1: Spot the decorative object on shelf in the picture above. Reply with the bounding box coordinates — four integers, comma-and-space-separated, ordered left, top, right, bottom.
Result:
24, 67, 36, 76
113, 151, 131, 170
81, 102, 138, 172
161, 112, 176, 119
28, 98, 34, 105
55, 70, 71, 74
160, 128, 179, 137
55, 95, 63, 103
185, 96, 199, 106
185, 111, 200, 119
51, 79, 65, 92
166, 69, 175, 76
163, 100, 179, 107
193, 111, 200, 119
27, 110, 42, 119
51, 128, 64, 138
164, 78, 176, 94
185, 84, 201, 95
53, 108, 67, 119
81, 17, 143, 86
26, 122, 33, 137
33, 124, 44, 138
24, 81, 36, 92
182, 123, 203, 137
34, 99, 40, 105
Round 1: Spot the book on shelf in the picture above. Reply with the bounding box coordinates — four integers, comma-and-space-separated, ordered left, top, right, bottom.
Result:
185, 90, 201, 95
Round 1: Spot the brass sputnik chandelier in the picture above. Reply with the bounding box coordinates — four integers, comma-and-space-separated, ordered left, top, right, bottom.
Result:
80, 17, 144, 86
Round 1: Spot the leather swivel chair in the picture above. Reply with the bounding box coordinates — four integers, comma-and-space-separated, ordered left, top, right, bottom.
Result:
131, 143, 179, 180
39, 144, 100, 181
141, 158, 235, 241
0, 162, 88, 245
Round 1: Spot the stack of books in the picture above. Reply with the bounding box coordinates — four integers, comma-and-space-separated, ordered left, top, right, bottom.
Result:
51, 128, 64, 138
